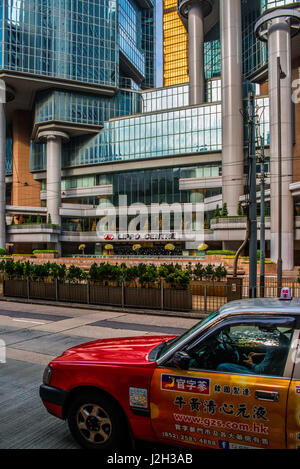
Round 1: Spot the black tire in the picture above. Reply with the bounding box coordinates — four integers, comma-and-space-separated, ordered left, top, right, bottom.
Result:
67, 390, 127, 450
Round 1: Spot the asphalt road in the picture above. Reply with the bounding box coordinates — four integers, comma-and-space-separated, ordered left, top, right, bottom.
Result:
0, 300, 198, 450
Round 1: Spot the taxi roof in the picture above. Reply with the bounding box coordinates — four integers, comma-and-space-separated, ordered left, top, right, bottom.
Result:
218, 298, 300, 316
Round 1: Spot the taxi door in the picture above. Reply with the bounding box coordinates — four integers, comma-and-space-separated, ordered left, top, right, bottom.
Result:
150, 316, 295, 450
286, 330, 300, 449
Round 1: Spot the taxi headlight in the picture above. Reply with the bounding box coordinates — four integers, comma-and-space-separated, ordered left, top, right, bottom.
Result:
43, 365, 52, 385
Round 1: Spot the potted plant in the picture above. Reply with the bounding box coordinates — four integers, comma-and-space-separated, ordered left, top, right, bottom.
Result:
78, 244, 86, 256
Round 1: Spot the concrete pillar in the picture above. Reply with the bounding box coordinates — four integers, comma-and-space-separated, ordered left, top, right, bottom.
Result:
37, 130, 69, 254
188, 2, 205, 105
220, 0, 244, 217
0, 102, 6, 250
268, 18, 294, 270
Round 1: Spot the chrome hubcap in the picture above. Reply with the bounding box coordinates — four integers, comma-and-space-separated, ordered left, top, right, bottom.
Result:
76, 403, 112, 444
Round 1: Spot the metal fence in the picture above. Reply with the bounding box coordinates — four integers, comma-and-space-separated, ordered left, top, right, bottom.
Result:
192, 277, 300, 314
3, 279, 192, 313
3, 277, 300, 316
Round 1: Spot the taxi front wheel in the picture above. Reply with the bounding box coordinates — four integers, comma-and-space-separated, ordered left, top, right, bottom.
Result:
67, 390, 127, 450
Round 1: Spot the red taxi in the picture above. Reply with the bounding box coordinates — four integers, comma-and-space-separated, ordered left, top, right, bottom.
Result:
40, 297, 300, 450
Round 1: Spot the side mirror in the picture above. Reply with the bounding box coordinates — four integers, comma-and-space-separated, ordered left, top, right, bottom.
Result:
173, 351, 191, 370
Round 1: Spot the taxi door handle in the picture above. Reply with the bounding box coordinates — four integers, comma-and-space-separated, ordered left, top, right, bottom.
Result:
255, 390, 279, 402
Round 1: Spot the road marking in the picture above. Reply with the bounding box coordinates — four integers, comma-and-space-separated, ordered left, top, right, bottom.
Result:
6, 347, 55, 365
12, 319, 46, 325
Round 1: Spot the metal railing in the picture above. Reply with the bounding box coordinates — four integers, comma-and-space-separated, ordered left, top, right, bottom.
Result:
3, 276, 300, 317
192, 277, 300, 314
2, 278, 192, 313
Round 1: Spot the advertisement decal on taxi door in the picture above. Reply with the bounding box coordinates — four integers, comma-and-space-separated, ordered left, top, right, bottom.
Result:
150, 369, 289, 449
287, 381, 300, 449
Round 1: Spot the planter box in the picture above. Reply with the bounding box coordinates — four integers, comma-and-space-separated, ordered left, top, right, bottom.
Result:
29, 281, 56, 300
163, 288, 192, 311
124, 287, 161, 309
3, 279, 192, 312
4, 279, 27, 298
90, 285, 122, 306
34, 253, 58, 259
58, 282, 87, 303
191, 281, 227, 297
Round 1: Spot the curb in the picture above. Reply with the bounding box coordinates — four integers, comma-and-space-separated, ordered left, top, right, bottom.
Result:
0, 296, 207, 320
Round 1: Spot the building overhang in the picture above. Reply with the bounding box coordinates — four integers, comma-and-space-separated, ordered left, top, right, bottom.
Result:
6, 206, 47, 216
32, 151, 222, 180
179, 176, 222, 190
119, 51, 145, 85
290, 181, 300, 200
32, 121, 102, 141
40, 185, 113, 200
0, 71, 117, 125
6, 224, 60, 243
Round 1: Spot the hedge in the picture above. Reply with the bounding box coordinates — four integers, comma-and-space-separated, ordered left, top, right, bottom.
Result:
32, 250, 59, 254
0, 260, 228, 289
206, 250, 236, 256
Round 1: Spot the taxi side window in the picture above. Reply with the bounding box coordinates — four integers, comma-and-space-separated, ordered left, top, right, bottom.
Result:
184, 319, 295, 378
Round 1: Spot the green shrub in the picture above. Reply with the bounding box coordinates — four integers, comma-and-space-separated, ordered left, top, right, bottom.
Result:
12, 254, 32, 257
66, 265, 87, 282
137, 264, 158, 287
163, 268, 191, 290
193, 263, 205, 281
214, 265, 228, 280
238, 202, 243, 216
206, 250, 236, 256
214, 205, 221, 218
33, 250, 59, 254
221, 203, 228, 217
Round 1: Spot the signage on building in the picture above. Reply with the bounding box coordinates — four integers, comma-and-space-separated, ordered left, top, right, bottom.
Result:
101, 232, 178, 242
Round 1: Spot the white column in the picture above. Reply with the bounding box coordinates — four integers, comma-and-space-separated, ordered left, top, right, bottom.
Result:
0, 102, 6, 250
220, 0, 244, 216
37, 130, 69, 228
268, 18, 294, 270
188, 2, 205, 105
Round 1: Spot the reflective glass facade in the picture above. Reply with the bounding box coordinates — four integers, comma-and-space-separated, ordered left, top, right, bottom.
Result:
58, 164, 221, 208
142, 79, 221, 113
34, 89, 141, 127
163, 0, 188, 87
141, 7, 155, 89
31, 102, 222, 170
261, 0, 300, 11
31, 93, 270, 172
118, 0, 145, 77
100, 103, 222, 163
204, 40, 221, 79
6, 138, 12, 175
111, 165, 221, 206
118, 0, 155, 87
242, 0, 268, 78
61, 174, 112, 190
244, 96, 270, 145
3, 0, 118, 87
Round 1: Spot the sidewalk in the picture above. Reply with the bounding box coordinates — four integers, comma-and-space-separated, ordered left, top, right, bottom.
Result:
0, 295, 206, 320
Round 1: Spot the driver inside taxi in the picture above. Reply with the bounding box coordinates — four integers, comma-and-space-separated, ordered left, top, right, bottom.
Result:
215, 327, 289, 376
216, 348, 277, 375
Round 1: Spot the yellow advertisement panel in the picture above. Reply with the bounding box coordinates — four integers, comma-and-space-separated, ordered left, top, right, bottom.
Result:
150, 369, 290, 449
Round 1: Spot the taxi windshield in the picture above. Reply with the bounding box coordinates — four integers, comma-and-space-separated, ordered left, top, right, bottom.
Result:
155, 310, 219, 360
